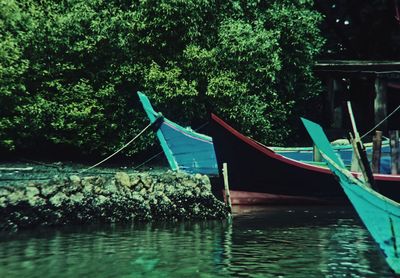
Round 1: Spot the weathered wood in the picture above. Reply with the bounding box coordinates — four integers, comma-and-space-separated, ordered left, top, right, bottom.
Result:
326, 78, 335, 121
350, 152, 361, 172
347, 100, 376, 189
348, 101, 362, 172
374, 77, 388, 133
316, 60, 400, 68
390, 130, 400, 175
222, 162, 232, 213
0, 167, 34, 171
347, 101, 360, 139
372, 130, 383, 173
349, 133, 376, 189
315, 60, 400, 75
313, 145, 322, 162
327, 78, 343, 129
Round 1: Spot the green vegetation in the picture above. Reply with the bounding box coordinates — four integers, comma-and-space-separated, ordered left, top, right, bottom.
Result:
0, 0, 324, 157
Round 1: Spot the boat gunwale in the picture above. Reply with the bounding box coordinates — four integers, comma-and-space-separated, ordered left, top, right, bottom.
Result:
211, 113, 400, 182
162, 118, 214, 143
270, 140, 388, 152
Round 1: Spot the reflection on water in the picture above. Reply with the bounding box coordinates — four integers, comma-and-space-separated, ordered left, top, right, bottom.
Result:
0, 206, 395, 277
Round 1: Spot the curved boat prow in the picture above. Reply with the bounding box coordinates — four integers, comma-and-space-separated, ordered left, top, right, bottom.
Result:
302, 117, 400, 275
137, 92, 219, 176
300, 117, 345, 168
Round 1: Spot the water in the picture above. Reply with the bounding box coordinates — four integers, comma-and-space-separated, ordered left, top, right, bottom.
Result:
0, 206, 395, 277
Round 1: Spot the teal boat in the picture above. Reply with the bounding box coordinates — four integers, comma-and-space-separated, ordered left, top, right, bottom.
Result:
302, 117, 400, 274
138, 92, 392, 175
137, 92, 219, 175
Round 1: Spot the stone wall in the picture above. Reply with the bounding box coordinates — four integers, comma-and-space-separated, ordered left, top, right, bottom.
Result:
0, 171, 228, 231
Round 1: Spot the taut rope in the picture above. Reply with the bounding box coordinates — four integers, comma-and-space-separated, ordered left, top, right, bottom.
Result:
360, 104, 400, 140
80, 122, 153, 173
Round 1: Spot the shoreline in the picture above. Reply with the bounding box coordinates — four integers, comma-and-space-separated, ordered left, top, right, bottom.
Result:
0, 168, 229, 231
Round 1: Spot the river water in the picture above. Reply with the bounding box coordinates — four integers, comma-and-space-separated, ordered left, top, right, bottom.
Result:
0, 205, 395, 277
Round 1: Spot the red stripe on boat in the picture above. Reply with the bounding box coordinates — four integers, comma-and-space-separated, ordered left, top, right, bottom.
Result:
211, 113, 400, 183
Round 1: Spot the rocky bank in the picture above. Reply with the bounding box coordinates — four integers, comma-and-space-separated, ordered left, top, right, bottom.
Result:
0, 171, 228, 231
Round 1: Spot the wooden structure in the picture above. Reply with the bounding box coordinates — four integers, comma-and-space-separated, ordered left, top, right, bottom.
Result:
390, 130, 400, 175
372, 130, 383, 174
222, 162, 232, 212
208, 113, 400, 205
314, 60, 400, 135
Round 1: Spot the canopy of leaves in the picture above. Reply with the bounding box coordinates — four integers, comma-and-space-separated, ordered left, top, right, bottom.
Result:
0, 0, 324, 158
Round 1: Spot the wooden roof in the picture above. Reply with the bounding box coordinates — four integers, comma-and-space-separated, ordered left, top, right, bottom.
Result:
315, 60, 400, 77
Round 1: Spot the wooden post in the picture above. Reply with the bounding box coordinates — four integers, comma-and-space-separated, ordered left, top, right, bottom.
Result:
348, 101, 361, 172
326, 78, 336, 127
374, 77, 388, 133
328, 78, 343, 129
390, 130, 400, 175
313, 145, 322, 162
347, 101, 376, 189
372, 130, 382, 173
350, 152, 361, 172
0, 167, 34, 171
222, 163, 232, 213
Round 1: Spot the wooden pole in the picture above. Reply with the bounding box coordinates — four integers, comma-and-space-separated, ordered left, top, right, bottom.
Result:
347, 101, 361, 139
347, 101, 376, 189
374, 77, 388, 133
390, 130, 400, 175
372, 130, 382, 173
348, 133, 375, 190
222, 163, 232, 213
348, 101, 361, 173
0, 167, 34, 171
350, 151, 361, 172
329, 78, 343, 129
327, 78, 336, 127
313, 145, 322, 162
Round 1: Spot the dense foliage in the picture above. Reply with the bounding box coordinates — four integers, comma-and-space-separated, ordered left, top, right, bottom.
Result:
0, 0, 324, 157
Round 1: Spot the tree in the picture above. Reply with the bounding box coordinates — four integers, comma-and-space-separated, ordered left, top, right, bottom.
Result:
0, 0, 324, 157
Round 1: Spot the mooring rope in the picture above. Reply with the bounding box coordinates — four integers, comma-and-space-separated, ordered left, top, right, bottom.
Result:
360, 104, 400, 140
133, 150, 164, 170
80, 122, 153, 173
2, 118, 209, 178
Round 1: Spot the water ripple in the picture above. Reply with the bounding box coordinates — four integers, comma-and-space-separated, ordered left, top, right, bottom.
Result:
0, 206, 395, 277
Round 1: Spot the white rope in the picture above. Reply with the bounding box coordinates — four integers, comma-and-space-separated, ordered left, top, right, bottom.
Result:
80, 122, 153, 173
360, 104, 400, 139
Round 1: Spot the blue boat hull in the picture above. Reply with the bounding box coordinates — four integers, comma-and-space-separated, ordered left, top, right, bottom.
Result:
275, 143, 392, 174
138, 92, 218, 176
341, 176, 400, 274
302, 117, 400, 274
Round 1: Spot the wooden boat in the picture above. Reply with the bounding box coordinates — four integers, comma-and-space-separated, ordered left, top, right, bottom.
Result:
302, 117, 400, 274
271, 141, 391, 173
209, 113, 400, 205
137, 92, 397, 205
137, 92, 219, 176
138, 92, 390, 174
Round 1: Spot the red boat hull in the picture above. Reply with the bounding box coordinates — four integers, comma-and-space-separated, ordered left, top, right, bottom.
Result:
209, 114, 400, 205
223, 190, 340, 205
